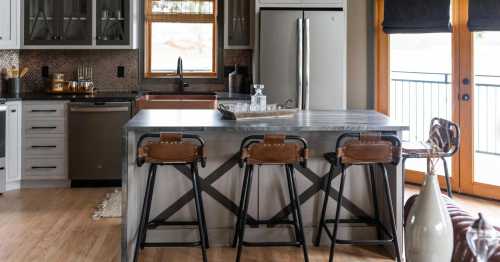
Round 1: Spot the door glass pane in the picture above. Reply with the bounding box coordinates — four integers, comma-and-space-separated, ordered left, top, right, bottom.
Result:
61, 0, 91, 42
390, 33, 453, 175
27, 0, 57, 41
473, 32, 500, 186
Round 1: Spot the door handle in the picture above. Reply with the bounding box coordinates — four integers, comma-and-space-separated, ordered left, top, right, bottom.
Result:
462, 78, 470, 85
461, 94, 471, 101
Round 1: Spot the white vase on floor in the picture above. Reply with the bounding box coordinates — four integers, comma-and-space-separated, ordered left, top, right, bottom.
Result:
405, 171, 454, 262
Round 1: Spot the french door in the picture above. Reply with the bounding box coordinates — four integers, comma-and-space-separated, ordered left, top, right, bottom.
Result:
376, 0, 500, 200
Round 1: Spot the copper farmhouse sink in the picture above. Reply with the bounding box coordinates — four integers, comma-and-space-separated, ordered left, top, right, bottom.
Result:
135, 93, 218, 111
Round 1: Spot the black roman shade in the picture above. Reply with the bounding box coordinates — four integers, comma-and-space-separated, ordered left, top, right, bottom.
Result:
468, 0, 500, 31
383, 0, 451, 34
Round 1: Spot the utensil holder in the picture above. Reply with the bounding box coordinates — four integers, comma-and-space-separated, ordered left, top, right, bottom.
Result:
8, 78, 22, 96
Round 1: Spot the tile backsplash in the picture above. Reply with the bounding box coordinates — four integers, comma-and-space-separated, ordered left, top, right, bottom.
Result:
0, 49, 252, 93
20, 49, 139, 92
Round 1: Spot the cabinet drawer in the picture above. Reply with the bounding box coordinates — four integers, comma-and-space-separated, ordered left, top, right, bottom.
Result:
24, 119, 66, 135
24, 137, 65, 157
23, 158, 65, 178
23, 103, 66, 119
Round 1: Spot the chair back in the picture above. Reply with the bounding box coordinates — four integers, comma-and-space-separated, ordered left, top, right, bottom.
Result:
336, 132, 401, 166
427, 118, 460, 156
239, 134, 309, 167
136, 133, 206, 167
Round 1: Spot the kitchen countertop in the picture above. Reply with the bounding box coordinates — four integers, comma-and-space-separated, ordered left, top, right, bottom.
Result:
0, 91, 251, 102
125, 109, 409, 132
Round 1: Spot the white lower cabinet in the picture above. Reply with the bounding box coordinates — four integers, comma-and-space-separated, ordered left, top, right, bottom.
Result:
22, 101, 68, 183
5, 101, 22, 190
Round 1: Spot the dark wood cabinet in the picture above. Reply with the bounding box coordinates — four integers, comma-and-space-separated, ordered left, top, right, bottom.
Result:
24, 0, 132, 47
96, 0, 130, 45
24, 0, 92, 45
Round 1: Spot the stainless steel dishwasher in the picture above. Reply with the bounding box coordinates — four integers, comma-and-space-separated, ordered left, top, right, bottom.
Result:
69, 102, 131, 186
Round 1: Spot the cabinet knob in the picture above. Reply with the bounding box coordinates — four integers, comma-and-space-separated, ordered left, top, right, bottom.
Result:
52, 36, 58, 40
10, 109, 16, 113
462, 94, 471, 101
0, 36, 3, 40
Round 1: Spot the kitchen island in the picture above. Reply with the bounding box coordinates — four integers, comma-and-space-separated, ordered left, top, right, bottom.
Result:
122, 109, 408, 262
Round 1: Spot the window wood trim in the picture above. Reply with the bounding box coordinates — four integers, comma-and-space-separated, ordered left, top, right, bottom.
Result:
144, 0, 218, 78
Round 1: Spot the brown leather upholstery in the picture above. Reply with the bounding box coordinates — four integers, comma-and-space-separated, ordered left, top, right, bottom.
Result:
138, 133, 202, 164
337, 133, 401, 165
404, 195, 500, 262
242, 134, 306, 165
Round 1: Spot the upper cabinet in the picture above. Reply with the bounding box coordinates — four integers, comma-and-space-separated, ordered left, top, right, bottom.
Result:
24, 0, 92, 45
96, 0, 130, 46
224, 0, 253, 49
0, 0, 20, 49
22, 0, 137, 49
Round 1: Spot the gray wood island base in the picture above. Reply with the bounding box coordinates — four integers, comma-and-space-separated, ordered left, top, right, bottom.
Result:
122, 110, 408, 262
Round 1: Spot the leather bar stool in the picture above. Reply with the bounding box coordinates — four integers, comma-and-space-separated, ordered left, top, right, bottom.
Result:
401, 117, 460, 197
314, 132, 402, 262
135, 133, 209, 262
232, 134, 310, 262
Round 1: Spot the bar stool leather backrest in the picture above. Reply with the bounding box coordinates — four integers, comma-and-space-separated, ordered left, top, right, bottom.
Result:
136, 133, 206, 166
336, 133, 401, 166
240, 134, 309, 166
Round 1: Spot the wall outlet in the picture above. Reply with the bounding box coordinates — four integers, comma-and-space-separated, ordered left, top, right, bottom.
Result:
117, 66, 125, 78
42, 66, 49, 78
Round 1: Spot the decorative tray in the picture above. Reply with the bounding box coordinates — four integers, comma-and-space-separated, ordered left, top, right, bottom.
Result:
218, 105, 298, 120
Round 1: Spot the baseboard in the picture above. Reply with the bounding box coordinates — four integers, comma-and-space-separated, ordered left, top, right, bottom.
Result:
145, 225, 377, 246
6, 180, 21, 191
71, 179, 121, 188
21, 179, 70, 188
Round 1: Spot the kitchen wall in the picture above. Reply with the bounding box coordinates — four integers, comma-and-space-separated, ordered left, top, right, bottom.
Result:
346, 0, 374, 110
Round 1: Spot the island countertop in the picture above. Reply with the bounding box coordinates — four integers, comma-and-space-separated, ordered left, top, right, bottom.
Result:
125, 109, 408, 132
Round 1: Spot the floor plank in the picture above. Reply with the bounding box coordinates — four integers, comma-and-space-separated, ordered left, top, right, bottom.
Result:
0, 186, 498, 262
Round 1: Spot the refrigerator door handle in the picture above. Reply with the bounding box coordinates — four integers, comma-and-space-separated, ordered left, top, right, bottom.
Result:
297, 18, 303, 109
303, 18, 311, 110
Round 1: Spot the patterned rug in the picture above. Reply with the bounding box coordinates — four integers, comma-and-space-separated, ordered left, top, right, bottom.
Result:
93, 189, 121, 220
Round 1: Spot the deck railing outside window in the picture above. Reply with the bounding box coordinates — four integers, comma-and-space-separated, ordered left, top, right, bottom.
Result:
390, 71, 500, 156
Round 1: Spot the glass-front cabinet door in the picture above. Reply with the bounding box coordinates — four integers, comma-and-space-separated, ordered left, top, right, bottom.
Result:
25, 0, 58, 44
60, 0, 92, 44
24, 0, 92, 45
96, 0, 129, 45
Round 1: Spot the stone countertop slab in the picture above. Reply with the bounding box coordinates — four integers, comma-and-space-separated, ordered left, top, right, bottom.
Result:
125, 109, 409, 132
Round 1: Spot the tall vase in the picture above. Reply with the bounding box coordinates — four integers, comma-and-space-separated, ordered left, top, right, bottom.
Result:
405, 172, 454, 262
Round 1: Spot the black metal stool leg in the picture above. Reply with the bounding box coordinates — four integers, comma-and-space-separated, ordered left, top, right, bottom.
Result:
328, 166, 347, 262
314, 165, 335, 246
134, 164, 156, 262
236, 165, 254, 262
140, 164, 157, 248
369, 164, 382, 241
441, 157, 453, 198
288, 165, 309, 262
285, 165, 301, 244
232, 165, 251, 248
191, 164, 208, 262
380, 164, 402, 262
193, 163, 210, 248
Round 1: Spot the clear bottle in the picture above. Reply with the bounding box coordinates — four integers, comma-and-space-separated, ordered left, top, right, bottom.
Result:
251, 84, 267, 111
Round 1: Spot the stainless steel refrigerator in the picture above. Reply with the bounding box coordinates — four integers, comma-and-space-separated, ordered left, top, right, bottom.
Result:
259, 8, 346, 110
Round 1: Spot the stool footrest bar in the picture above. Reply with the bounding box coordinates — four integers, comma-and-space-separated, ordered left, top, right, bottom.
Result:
148, 221, 199, 228
142, 241, 202, 247
242, 241, 302, 247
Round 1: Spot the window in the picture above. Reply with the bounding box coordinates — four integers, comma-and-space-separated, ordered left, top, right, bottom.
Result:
145, 0, 217, 78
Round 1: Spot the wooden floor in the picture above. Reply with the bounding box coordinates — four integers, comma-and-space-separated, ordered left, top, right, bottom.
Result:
0, 186, 498, 262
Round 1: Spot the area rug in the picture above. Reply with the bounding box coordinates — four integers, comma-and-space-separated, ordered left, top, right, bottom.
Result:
93, 189, 122, 220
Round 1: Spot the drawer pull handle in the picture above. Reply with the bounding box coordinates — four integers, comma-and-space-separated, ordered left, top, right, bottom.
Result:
31, 145, 57, 149
31, 166, 57, 169
0, 167, 4, 170
31, 109, 57, 113
31, 126, 57, 129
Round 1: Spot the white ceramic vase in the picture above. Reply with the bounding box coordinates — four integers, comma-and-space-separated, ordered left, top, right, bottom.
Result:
405, 172, 454, 262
